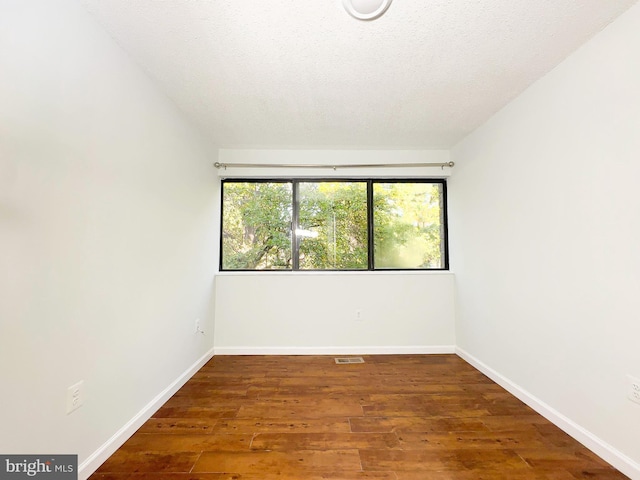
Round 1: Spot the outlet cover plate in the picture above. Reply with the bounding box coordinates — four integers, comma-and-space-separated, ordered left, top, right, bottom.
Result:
66, 381, 84, 414
628, 375, 640, 405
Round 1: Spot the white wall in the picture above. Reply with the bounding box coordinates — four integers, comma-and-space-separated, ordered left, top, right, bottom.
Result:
215, 273, 455, 354
449, 2, 640, 477
214, 149, 455, 355
0, 1, 217, 476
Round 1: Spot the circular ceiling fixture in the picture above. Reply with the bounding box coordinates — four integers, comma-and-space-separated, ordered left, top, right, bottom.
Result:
342, 0, 393, 20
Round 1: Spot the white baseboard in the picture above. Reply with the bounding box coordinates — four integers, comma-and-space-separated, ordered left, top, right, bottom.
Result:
213, 345, 455, 355
455, 347, 640, 480
78, 347, 215, 480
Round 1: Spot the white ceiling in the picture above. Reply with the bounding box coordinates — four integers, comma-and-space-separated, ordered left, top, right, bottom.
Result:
82, 0, 637, 149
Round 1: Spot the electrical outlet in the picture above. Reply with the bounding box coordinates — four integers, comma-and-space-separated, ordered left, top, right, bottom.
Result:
195, 318, 205, 335
628, 375, 640, 405
66, 381, 84, 415
355, 309, 363, 321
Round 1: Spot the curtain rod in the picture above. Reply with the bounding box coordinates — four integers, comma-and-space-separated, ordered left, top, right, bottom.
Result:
213, 161, 454, 170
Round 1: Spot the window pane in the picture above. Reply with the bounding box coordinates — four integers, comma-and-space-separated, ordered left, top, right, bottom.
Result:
298, 182, 368, 270
222, 182, 292, 270
373, 182, 445, 269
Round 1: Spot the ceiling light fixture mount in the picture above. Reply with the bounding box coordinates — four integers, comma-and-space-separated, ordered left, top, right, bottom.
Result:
342, 0, 393, 21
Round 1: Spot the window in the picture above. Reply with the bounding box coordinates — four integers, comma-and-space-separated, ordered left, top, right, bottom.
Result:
221, 179, 448, 271
373, 182, 446, 269
221, 181, 292, 270
298, 182, 368, 270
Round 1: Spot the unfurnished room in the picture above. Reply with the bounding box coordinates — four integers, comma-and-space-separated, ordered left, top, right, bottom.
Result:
1, 0, 639, 479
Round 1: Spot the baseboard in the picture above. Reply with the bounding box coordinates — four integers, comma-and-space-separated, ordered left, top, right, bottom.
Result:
213, 345, 456, 355
78, 347, 215, 480
455, 347, 640, 480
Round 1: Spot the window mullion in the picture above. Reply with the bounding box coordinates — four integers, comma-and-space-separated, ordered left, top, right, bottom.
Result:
367, 180, 374, 270
292, 180, 300, 270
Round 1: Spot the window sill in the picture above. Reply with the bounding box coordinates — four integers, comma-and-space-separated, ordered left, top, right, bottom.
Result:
215, 270, 454, 276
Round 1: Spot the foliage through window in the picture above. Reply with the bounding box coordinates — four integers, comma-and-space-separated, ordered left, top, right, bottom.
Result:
221, 179, 448, 271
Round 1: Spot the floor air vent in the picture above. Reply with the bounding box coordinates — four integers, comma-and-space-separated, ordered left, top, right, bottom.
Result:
334, 357, 365, 364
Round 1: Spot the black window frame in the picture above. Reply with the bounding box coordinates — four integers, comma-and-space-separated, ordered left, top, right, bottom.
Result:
220, 178, 449, 272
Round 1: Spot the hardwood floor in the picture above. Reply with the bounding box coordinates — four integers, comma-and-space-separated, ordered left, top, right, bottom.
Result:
90, 355, 628, 479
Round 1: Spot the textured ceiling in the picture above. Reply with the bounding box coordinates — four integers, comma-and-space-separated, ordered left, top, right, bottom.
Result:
81, 0, 637, 149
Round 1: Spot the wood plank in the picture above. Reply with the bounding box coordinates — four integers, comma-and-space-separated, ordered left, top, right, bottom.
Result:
213, 417, 352, 434
237, 399, 364, 418
251, 432, 400, 450
118, 433, 252, 452
349, 416, 489, 433
136, 418, 218, 435
92, 474, 225, 480
192, 450, 362, 474
396, 431, 550, 450
93, 474, 395, 480
515, 448, 628, 473
481, 415, 554, 431
209, 474, 397, 480
362, 403, 491, 418
395, 470, 576, 480
216, 474, 397, 480
94, 452, 200, 474
152, 406, 238, 419
359, 448, 530, 471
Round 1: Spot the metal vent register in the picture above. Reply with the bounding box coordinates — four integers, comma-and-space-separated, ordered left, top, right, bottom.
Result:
334, 357, 365, 364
